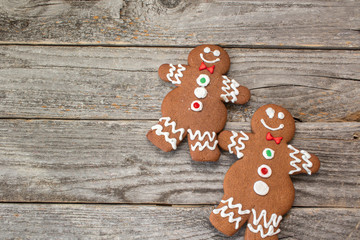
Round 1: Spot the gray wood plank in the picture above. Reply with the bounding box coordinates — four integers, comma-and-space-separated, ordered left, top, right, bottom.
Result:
0, 120, 358, 207
0, 0, 359, 48
0, 204, 358, 240
1, 46, 359, 122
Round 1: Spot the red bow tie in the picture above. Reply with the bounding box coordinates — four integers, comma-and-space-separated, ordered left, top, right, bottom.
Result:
199, 62, 215, 74
266, 132, 283, 144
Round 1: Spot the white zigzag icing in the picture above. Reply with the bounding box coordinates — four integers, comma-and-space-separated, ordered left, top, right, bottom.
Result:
151, 117, 185, 150
300, 150, 313, 175
187, 129, 218, 151
160, 117, 185, 141
220, 76, 240, 103
187, 130, 216, 141
213, 197, 250, 230
228, 131, 249, 159
288, 145, 301, 174
288, 145, 313, 175
247, 209, 282, 238
190, 141, 218, 151
166, 64, 185, 84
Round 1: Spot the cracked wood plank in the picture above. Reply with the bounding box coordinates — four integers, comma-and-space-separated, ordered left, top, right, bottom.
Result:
0, 120, 358, 207
1, 46, 359, 122
0, 0, 359, 48
0, 204, 359, 239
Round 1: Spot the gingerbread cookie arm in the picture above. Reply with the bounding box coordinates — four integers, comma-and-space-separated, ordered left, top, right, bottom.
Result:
287, 145, 320, 175
218, 130, 250, 159
158, 63, 187, 85
219, 76, 251, 105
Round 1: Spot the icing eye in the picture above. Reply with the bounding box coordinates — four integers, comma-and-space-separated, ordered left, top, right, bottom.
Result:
213, 50, 220, 57
196, 74, 210, 87
204, 47, 211, 53
278, 112, 285, 119
265, 107, 275, 119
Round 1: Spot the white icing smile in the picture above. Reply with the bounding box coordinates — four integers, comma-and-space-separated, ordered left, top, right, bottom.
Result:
200, 53, 220, 63
260, 119, 284, 131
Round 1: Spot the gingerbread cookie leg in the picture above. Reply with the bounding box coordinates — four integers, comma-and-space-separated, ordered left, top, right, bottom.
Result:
147, 117, 186, 152
210, 196, 251, 236
187, 129, 220, 162
245, 209, 282, 240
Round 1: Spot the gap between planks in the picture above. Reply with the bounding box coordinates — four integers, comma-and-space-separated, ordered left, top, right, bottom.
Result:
0, 201, 358, 210
1, 42, 360, 51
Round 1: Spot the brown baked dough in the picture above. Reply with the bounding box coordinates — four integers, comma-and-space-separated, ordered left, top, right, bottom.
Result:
210, 104, 320, 238
147, 45, 250, 161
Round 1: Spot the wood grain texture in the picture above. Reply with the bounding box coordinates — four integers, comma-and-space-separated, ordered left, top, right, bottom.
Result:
1, 46, 359, 122
0, 120, 358, 207
0, 204, 359, 240
0, 0, 359, 48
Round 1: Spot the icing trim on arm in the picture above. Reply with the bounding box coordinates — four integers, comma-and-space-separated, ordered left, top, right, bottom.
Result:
227, 131, 249, 159
288, 145, 313, 175
220, 76, 240, 103
300, 150, 313, 175
166, 64, 186, 84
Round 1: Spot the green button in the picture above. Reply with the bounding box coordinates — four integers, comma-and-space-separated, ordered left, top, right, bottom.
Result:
263, 148, 274, 160
200, 77, 206, 84
266, 149, 272, 157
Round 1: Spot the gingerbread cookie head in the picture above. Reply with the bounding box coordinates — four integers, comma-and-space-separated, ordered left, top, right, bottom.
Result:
251, 104, 295, 143
188, 45, 230, 74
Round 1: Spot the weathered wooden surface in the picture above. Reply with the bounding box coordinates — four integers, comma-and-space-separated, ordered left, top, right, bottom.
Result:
1, 46, 359, 122
1, 0, 359, 238
0, 204, 359, 240
1, 0, 360, 48
0, 120, 358, 207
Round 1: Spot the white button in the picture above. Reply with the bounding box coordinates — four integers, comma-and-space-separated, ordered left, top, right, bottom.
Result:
194, 87, 207, 99
253, 181, 269, 196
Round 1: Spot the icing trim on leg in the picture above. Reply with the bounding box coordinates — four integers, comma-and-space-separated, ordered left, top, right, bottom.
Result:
187, 129, 218, 151
247, 209, 282, 238
213, 197, 250, 230
151, 117, 185, 150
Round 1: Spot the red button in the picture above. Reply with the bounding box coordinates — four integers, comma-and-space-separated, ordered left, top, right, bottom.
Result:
261, 168, 268, 175
193, 102, 200, 109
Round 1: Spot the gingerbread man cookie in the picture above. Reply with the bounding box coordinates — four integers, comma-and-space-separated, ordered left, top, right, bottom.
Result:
147, 45, 250, 161
210, 104, 320, 238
